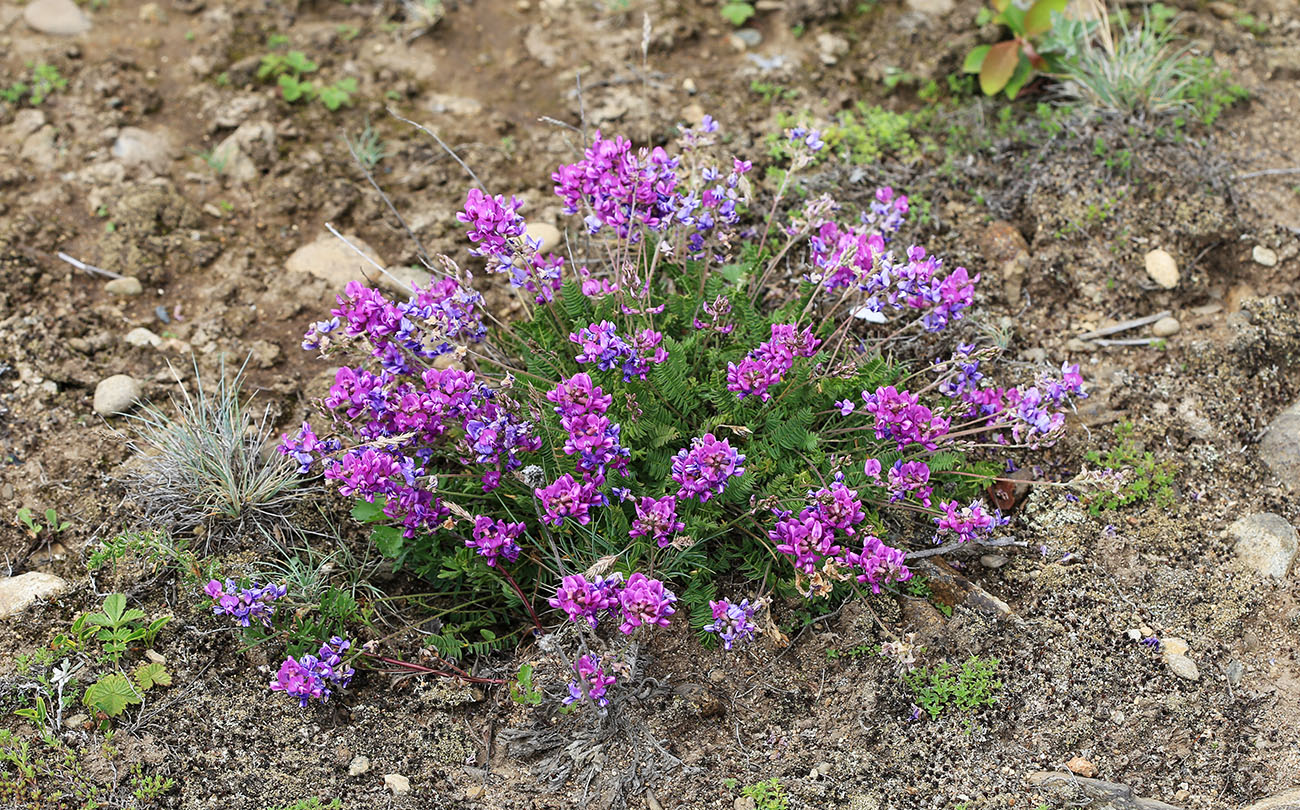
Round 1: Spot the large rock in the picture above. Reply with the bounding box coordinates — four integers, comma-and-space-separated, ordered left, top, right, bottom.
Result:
0, 572, 70, 619
1260, 400, 1300, 491
93, 374, 142, 416
24, 0, 91, 35
1228, 513, 1298, 580
1243, 789, 1300, 810
286, 234, 430, 298
1027, 771, 1184, 809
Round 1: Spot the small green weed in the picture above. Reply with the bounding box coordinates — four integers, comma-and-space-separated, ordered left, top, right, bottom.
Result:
904, 655, 1002, 721
263, 799, 343, 810
1, 62, 67, 107
16, 507, 70, 540
720, 2, 755, 26
749, 80, 798, 104
1083, 421, 1176, 513
257, 38, 356, 111
740, 778, 789, 810
130, 763, 176, 802
510, 663, 543, 706
74, 593, 169, 664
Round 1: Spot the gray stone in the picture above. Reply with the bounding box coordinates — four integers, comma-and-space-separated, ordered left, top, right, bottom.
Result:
347, 755, 371, 776
732, 28, 762, 49
124, 327, 162, 348
11, 110, 47, 140
907, 0, 956, 13
1151, 316, 1181, 338
980, 554, 1009, 569
286, 233, 387, 293
0, 572, 70, 619
1027, 771, 1185, 809
525, 222, 561, 254
1259, 400, 1300, 491
815, 33, 849, 65
93, 374, 142, 416
104, 276, 143, 296
1161, 637, 1200, 681
427, 93, 482, 116
1144, 249, 1179, 289
1242, 788, 1300, 810
1252, 245, 1279, 267
1228, 513, 1297, 579
24, 0, 91, 35
211, 121, 275, 183
384, 774, 410, 796
111, 127, 173, 174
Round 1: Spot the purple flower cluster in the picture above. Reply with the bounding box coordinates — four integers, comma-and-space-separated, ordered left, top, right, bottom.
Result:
550, 372, 630, 481
629, 495, 684, 548
569, 321, 668, 381
884, 460, 934, 507
269, 637, 355, 707
303, 279, 486, 374
565, 654, 616, 707
278, 422, 341, 474
671, 433, 746, 503
293, 364, 541, 535
548, 571, 676, 634
204, 579, 287, 628
943, 359, 1087, 446
703, 598, 758, 650
468, 515, 525, 566
845, 536, 912, 594
535, 473, 608, 527
456, 189, 568, 300
861, 386, 951, 451
934, 499, 1005, 543
770, 477, 911, 594
726, 323, 822, 401
552, 131, 680, 239
549, 572, 625, 627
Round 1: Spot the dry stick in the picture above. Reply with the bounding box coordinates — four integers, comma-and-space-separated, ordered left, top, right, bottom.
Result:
343, 133, 436, 271
1236, 166, 1300, 180
1076, 310, 1171, 340
388, 106, 484, 190
57, 251, 123, 280
904, 536, 1029, 561
1092, 337, 1162, 347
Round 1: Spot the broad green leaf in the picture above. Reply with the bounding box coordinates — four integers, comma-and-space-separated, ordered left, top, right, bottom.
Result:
102, 594, 126, 624
720, 2, 755, 26
990, 0, 1009, 12
1003, 56, 1034, 99
979, 40, 1021, 96
999, 4, 1026, 34
83, 674, 141, 717
1024, 0, 1067, 37
133, 662, 172, 691
962, 45, 991, 74
351, 498, 386, 523
372, 525, 404, 557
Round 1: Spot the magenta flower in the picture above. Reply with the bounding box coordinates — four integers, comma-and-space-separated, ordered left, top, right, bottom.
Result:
629, 495, 685, 548
704, 598, 758, 650
468, 515, 525, 566
846, 536, 911, 594
671, 433, 745, 503
565, 654, 617, 707
535, 473, 607, 527
617, 573, 677, 634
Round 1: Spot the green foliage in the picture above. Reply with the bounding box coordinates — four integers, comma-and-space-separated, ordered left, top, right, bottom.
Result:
346, 119, 387, 169
262, 799, 343, 810
1, 62, 67, 107
510, 663, 543, 706
77, 594, 169, 664
1057, 9, 1245, 121
15, 506, 70, 539
768, 104, 928, 167
130, 763, 175, 802
741, 778, 789, 810
1083, 422, 1176, 514
964, 0, 1074, 98
720, 2, 755, 26
0, 728, 107, 809
257, 38, 357, 112
749, 80, 798, 104
132, 662, 172, 690
82, 673, 142, 719
904, 655, 1002, 721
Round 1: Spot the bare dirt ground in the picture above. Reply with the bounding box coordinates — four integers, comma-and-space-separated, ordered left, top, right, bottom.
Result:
2, 0, 1300, 808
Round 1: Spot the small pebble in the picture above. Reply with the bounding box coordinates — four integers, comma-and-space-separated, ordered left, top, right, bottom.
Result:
682, 77, 697, 95
1252, 245, 1279, 267
980, 554, 1008, 569
93, 374, 142, 416
348, 755, 371, 777
155, 305, 172, 323
1066, 756, 1098, 778
105, 276, 143, 296
730, 28, 762, 49
125, 327, 162, 348
1151, 316, 1181, 338
524, 222, 561, 254
708, 668, 725, 683
1144, 249, 1179, 289
384, 773, 410, 796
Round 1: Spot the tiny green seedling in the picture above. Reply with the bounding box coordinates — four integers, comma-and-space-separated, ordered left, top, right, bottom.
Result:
510, 663, 543, 706
16, 507, 71, 540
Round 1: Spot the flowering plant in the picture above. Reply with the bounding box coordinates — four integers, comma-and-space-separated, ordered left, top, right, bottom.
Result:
283, 117, 1084, 705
